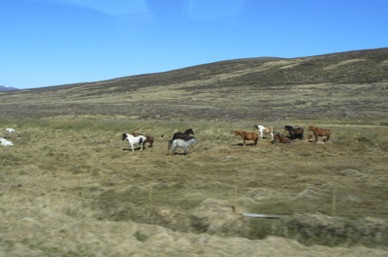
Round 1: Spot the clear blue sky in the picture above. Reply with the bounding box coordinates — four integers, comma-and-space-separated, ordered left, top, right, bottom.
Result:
1, 0, 387, 89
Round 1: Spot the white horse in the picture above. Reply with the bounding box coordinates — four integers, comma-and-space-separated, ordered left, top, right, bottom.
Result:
122, 133, 146, 152
170, 137, 196, 155
6, 128, 16, 133
253, 125, 274, 140
0, 137, 13, 146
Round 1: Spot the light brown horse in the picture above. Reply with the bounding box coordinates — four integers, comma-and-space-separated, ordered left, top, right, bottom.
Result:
308, 126, 331, 142
271, 133, 291, 144
234, 130, 258, 146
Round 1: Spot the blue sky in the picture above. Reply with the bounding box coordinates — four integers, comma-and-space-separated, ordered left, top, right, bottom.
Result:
1, 0, 387, 89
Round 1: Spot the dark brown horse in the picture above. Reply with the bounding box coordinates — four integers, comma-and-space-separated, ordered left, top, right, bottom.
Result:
172, 128, 194, 140
132, 132, 154, 147
271, 133, 291, 144
284, 125, 304, 140
308, 126, 331, 142
234, 130, 258, 146
168, 128, 195, 150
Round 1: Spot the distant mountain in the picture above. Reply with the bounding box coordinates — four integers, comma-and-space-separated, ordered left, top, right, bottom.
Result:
0, 85, 19, 92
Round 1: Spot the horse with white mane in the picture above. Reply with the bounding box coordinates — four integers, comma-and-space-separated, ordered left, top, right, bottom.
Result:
253, 125, 274, 140
122, 133, 146, 152
170, 137, 196, 155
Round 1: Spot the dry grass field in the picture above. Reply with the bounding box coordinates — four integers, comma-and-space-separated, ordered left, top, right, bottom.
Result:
0, 48, 387, 256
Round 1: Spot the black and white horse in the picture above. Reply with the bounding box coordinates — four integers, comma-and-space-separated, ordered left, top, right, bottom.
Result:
122, 133, 146, 152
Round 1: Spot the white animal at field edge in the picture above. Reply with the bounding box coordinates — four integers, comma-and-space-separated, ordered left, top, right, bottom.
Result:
6, 128, 16, 133
0, 137, 13, 146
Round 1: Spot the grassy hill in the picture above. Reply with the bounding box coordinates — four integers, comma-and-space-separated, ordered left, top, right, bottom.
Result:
1, 48, 387, 121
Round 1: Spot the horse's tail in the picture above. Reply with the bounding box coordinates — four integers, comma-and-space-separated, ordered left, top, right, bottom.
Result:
167, 140, 173, 150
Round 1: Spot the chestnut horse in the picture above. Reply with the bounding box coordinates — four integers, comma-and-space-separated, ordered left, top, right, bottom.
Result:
308, 126, 331, 142
271, 133, 291, 144
234, 130, 258, 146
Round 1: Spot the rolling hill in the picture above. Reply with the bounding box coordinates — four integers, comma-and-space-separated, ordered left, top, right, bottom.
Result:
1, 48, 387, 121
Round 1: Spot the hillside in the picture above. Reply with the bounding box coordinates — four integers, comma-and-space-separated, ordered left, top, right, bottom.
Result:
1, 48, 387, 121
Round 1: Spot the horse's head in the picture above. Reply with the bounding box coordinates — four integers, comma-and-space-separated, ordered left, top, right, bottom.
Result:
234, 130, 242, 136
121, 133, 128, 141
185, 128, 194, 135
284, 125, 293, 131
253, 125, 258, 130
308, 125, 315, 131
188, 137, 196, 144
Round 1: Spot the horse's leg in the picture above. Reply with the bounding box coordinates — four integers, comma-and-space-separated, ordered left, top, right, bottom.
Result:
172, 144, 179, 154
326, 133, 330, 142
314, 133, 318, 142
130, 143, 134, 152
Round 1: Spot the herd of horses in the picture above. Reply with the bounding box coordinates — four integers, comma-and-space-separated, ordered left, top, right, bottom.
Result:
234, 124, 330, 146
121, 125, 331, 154
122, 128, 196, 154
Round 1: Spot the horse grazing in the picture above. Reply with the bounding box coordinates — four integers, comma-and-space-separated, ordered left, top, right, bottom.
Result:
234, 130, 258, 146
271, 133, 291, 144
308, 125, 331, 142
170, 137, 196, 155
122, 133, 146, 152
168, 128, 195, 150
132, 132, 154, 147
253, 125, 274, 140
284, 125, 304, 140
